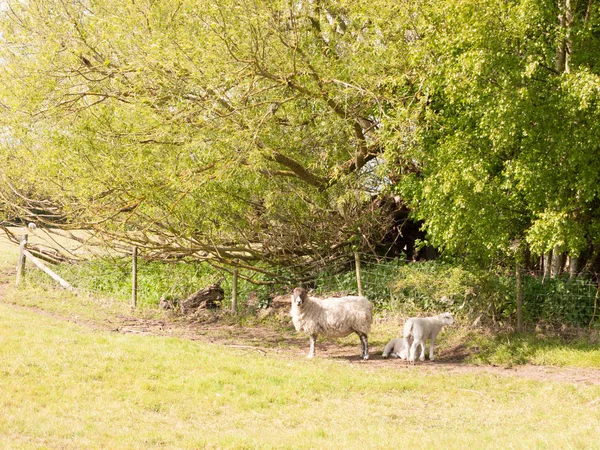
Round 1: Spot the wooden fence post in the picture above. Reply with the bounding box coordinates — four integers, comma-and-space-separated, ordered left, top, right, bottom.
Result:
231, 267, 238, 312
516, 262, 523, 333
131, 246, 138, 309
15, 234, 28, 286
354, 252, 363, 297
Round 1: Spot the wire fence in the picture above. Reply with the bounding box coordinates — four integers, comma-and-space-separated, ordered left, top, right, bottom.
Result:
315, 252, 600, 330
17, 237, 600, 330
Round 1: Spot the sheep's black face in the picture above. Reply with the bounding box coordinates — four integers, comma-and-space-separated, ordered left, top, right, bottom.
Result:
292, 287, 306, 306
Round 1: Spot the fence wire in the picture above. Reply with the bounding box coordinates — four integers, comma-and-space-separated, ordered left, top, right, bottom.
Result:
315, 253, 600, 329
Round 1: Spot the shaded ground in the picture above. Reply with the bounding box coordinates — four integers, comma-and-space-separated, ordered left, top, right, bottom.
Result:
2, 274, 600, 386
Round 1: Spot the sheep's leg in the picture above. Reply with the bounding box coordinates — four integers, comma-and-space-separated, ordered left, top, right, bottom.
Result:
409, 339, 421, 363
308, 334, 317, 358
429, 331, 439, 361
358, 333, 369, 360
418, 339, 426, 361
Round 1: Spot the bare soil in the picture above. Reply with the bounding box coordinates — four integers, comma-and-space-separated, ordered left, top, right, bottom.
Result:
2, 276, 600, 386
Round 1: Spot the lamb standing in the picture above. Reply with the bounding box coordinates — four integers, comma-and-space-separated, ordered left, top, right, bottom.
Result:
403, 312, 454, 363
290, 287, 373, 360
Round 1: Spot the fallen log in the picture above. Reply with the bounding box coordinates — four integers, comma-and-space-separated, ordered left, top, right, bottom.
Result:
179, 284, 224, 314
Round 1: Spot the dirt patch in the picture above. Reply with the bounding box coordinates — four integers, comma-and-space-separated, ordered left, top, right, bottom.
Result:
2, 275, 600, 386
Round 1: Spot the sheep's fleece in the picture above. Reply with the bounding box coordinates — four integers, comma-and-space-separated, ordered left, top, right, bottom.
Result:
403, 312, 454, 363
290, 287, 373, 359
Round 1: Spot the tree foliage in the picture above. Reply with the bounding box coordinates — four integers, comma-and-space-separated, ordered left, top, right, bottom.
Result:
2, 0, 600, 279
0, 0, 422, 278
389, 0, 600, 266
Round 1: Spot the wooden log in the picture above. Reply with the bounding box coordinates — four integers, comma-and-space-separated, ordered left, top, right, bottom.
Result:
180, 284, 224, 314
23, 249, 76, 292
15, 234, 28, 286
27, 248, 65, 265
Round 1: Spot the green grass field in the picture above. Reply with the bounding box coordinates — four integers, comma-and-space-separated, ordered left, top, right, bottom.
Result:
2, 232, 600, 448
1, 302, 600, 449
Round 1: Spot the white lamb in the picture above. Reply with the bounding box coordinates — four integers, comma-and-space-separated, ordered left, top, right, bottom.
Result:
403, 312, 454, 363
381, 337, 423, 360
290, 287, 373, 359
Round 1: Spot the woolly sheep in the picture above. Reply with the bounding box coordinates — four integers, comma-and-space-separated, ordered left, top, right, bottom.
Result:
403, 312, 454, 363
381, 337, 423, 360
290, 287, 373, 360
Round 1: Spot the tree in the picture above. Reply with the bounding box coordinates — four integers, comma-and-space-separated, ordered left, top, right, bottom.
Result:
0, 0, 423, 279
389, 0, 600, 270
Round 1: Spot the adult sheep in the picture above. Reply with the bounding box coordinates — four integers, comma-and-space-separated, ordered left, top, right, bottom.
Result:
290, 287, 373, 360
403, 312, 454, 363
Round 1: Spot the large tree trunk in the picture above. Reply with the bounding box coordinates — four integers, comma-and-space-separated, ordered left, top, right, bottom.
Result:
556, 0, 573, 74
569, 255, 579, 278
543, 251, 551, 282
551, 246, 565, 278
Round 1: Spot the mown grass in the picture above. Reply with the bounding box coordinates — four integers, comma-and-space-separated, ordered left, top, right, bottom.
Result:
1, 302, 600, 449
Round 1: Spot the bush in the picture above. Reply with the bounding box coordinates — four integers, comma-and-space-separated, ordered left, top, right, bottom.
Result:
27, 254, 600, 328
45, 258, 221, 308
389, 261, 505, 316
32, 257, 288, 311
313, 258, 404, 309
521, 275, 599, 328
388, 261, 600, 328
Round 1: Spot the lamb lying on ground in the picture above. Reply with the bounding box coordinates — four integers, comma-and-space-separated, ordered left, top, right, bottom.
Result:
290, 287, 373, 359
403, 312, 454, 363
381, 337, 423, 359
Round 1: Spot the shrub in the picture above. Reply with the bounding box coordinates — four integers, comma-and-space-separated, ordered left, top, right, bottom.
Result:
389, 261, 504, 316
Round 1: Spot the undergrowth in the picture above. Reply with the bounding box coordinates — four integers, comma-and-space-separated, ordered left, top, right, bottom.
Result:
21, 255, 600, 331
10, 253, 600, 369
26, 257, 277, 310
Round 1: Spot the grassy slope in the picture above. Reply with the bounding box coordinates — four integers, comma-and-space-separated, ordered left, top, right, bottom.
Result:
2, 232, 600, 448
1, 302, 600, 449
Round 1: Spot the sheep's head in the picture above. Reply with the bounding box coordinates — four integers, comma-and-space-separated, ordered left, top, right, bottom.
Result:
439, 312, 454, 325
292, 287, 307, 307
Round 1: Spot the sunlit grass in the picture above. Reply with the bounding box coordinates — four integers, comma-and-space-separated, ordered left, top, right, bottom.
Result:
2, 233, 600, 447
1, 303, 600, 449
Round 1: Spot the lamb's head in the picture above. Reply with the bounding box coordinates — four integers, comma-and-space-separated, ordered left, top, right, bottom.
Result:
291, 287, 308, 307
438, 312, 454, 325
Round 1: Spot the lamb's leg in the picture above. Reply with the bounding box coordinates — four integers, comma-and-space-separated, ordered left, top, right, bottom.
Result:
418, 339, 426, 361
308, 334, 317, 358
429, 331, 439, 361
400, 337, 411, 360
409, 339, 420, 363
358, 333, 369, 360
